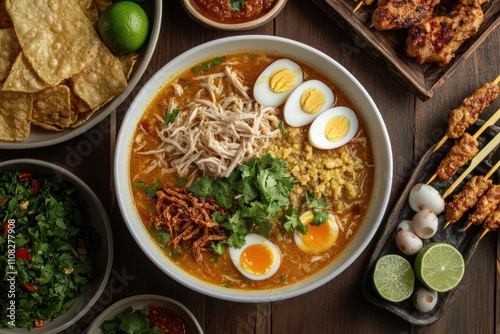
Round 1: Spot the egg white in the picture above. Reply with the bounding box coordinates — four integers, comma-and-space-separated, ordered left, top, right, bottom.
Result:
308, 106, 358, 150
294, 210, 339, 254
253, 59, 303, 107
283, 80, 335, 127
229, 233, 282, 281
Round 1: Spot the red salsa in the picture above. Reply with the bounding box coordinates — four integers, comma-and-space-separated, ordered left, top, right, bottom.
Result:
147, 304, 188, 334
194, 0, 276, 23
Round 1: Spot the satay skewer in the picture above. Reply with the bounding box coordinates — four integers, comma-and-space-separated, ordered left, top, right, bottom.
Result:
479, 208, 500, 240
442, 132, 500, 200
442, 160, 500, 229
427, 108, 500, 184
463, 183, 500, 231
353, 0, 375, 12
433, 75, 500, 153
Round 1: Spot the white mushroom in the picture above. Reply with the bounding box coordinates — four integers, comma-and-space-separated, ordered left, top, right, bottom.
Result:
413, 287, 438, 312
397, 220, 414, 233
395, 230, 423, 256
408, 183, 445, 215
412, 209, 438, 239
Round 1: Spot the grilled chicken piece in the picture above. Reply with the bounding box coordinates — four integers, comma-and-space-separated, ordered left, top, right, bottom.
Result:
446, 82, 500, 139
371, 0, 440, 30
405, 4, 484, 66
436, 133, 478, 181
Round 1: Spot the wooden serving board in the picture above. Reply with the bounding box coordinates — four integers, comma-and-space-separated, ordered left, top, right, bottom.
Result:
312, 0, 500, 100
360, 120, 500, 325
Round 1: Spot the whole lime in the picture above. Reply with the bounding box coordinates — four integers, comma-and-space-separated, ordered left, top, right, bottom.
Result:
98, 1, 149, 54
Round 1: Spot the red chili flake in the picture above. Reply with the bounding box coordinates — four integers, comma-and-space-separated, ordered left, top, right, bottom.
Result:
146, 304, 186, 334
16, 247, 33, 262
34, 319, 45, 328
139, 120, 151, 135
31, 179, 39, 195
18, 172, 33, 182
22, 282, 37, 293
2, 222, 10, 236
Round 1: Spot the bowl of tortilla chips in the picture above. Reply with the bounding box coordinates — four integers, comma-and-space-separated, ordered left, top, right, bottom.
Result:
0, 0, 162, 149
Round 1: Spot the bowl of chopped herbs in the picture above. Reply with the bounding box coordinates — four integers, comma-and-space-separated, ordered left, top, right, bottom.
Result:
0, 159, 113, 333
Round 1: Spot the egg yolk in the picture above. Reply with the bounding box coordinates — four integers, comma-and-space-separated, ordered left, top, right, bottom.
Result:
300, 88, 326, 114
297, 211, 338, 253
325, 116, 350, 142
269, 67, 296, 93
240, 244, 275, 276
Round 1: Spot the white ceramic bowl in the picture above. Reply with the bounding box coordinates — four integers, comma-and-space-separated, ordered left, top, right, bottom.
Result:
0, 0, 162, 150
0, 159, 113, 333
180, 0, 287, 31
85, 294, 203, 334
114, 35, 393, 302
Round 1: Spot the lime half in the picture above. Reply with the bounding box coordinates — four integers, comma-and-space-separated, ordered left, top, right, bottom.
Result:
372, 254, 415, 302
414, 242, 464, 292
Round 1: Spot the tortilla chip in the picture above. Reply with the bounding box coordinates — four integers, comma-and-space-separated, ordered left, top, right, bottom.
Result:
70, 88, 91, 113
74, 0, 92, 10
5, 0, 100, 86
84, 0, 99, 27
95, 0, 112, 14
2, 53, 50, 92
118, 52, 139, 80
0, 28, 20, 81
70, 41, 128, 110
0, 90, 32, 141
0, 1, 13, 29
32, 84, 75, 129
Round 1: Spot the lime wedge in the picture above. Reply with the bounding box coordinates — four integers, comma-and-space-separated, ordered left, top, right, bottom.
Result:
372, 254, 415, 302
414, 242, 464, 292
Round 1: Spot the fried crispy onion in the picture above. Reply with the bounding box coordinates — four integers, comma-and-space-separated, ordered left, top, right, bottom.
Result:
153, 183, 228, 271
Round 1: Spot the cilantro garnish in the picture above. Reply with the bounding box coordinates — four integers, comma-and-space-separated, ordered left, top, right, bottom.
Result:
135, 179, 162, 198
99, 307, 163, 334
191, 57, 226, 74
229, 0, 244, 12
189, 154, 296, 249
0, 170, 97, 330
165, 108, 180, 125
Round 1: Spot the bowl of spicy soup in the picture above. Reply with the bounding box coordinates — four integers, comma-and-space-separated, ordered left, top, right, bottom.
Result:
180, 0, 288, 30
115, 35, 393, 302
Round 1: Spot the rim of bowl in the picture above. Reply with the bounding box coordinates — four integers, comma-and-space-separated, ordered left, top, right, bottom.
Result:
0, 159, 114, 333
85, 294, 204, 334
181, 0, 287, 31
114, 35, 393, 303
0, 0, 162, 150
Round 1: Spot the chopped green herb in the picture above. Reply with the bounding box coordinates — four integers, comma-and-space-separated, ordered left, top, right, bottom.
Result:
197, 56, 226, 72
99, 306, 163, 334
144, 180, 161, 198
278, 121, 287, 134
229, 0, 244, 12
165, 108, 180, 125
175, 177, 188, 187
0, 171, 97, 330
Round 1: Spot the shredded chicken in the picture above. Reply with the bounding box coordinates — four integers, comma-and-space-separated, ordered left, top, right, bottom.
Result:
136, 65, 280, 183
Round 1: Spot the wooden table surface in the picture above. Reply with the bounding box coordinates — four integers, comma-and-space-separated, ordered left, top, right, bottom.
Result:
1, 1, 499, 333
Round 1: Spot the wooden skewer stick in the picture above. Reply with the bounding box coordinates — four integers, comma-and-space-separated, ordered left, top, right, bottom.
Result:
442, 132, 500, 200
353, 1, 364, 12
442, 159, 500, 229
427, 108, 500, 184
432, 74, 500, 153
479, 228, 490, 240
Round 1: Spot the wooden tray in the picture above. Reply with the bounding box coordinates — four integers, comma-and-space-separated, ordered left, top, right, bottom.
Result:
360, 120, 499, 326
313, 0, 500, 100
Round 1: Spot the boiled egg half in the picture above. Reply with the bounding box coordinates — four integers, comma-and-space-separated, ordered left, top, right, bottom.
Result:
308, 106, 358, 150
284, 80, 335, 127
253, 59, 303, 107
294, 210, 339, 254
229, 233, 281, 281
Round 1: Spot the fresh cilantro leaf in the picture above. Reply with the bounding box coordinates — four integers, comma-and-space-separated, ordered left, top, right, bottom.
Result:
156, 230, 171, 245
310, 210, 330, 226
229, 0, 244, 12
165, 108, 180, 125
175, 177, 188, 187
145, 179, 161, 198
200, 57, 226, 72
304, 190, 326, 210
189, 175, 214, 198
212, 241, 226, 255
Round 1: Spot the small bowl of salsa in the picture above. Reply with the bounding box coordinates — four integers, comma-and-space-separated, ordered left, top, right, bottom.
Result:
180, 0, 287, 30
86, 294, 204, 334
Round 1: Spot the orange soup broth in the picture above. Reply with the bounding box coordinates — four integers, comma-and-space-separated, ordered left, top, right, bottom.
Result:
129, 52, 375, 290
